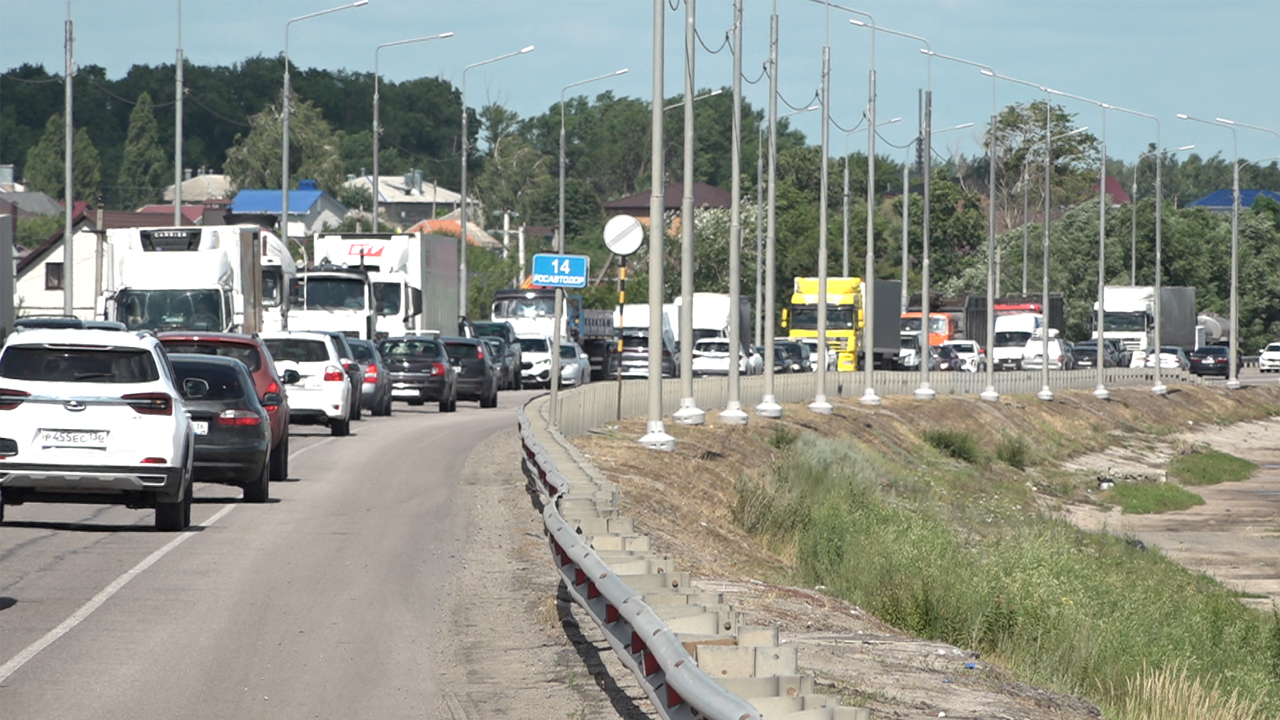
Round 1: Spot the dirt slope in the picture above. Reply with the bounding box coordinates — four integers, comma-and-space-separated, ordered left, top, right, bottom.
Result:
572, 384, 1280, 719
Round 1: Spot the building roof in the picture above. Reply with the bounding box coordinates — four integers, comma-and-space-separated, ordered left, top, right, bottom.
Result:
405, 218, 504, 250
342, 175, 464, 205
16, 208, 177, 275
163, 173, 233, 202
1095, 176, 1131, 205
136, 204, 204, 224
604, 182, 732, 213
0, 190, 64, 217
1186, 189, 1280, 210
229, 181, 337, 215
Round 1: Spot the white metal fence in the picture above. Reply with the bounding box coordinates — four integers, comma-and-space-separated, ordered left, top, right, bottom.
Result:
552, 368, 1201, 436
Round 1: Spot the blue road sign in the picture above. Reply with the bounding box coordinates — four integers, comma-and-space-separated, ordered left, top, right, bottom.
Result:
531, 253, 590, 288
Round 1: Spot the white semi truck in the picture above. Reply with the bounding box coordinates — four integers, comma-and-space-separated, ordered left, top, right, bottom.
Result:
101, 225, 296, 333
311, 232, 424, 338
1094, 285, 1198, 352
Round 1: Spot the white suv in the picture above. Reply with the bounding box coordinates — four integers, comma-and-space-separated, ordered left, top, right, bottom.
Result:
0, 328, 194, 530
260, 331, 353, 436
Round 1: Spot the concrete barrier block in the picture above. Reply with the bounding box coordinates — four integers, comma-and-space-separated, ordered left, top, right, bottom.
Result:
606, 517, 634, 534
737, 625, 779, 648
829, 707, 872, 720
617, 570, 692, 592
622, 535, 650, 552
754, 645, 798, 676
695, 645, 756, 678
716, 674, 813, 699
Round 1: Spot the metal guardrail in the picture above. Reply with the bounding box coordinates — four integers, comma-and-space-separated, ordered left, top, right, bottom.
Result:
518, 406, 763, 720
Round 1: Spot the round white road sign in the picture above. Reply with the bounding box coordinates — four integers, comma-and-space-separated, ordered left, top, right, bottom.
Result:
602, 214, 644, 256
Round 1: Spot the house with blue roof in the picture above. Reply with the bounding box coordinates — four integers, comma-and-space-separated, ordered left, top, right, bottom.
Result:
1186, 189, 1280, 213
227, 179, 348, 238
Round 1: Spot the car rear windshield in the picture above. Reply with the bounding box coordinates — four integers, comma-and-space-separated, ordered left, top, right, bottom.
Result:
697, 341, 731, 353
620, 335, 648, 351
347, 342, 374, 363
519, 338, 550, 353
379, 339, 441, 359
0, 345, 160, 383
161, 341, 262, 372
171, 360, 247, 401
263, 339, 330, 363
444, 343, 480, 361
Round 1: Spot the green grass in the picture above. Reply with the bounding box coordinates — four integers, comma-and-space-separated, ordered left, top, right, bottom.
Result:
995, 433, 1032, 470
920, 428, 984, 465
1169, 449, 1257, 486
1106, 482, 1206, 514
735, 432, 1280, 720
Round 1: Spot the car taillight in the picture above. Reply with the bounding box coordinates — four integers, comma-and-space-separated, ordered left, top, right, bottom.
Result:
0, 388, 30, 410
267, 380, 280, 394
324, 366, 345, 382
344, 362, 360, 373
364, 364, 378, 382
140, 457, 167, 464
123, 392, 173, 416
217, 409, 263, 426
476, 347, 485, 360
430, 361, 447, 377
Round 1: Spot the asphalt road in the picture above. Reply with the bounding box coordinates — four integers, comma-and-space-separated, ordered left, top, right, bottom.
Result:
0, 391, 531, 720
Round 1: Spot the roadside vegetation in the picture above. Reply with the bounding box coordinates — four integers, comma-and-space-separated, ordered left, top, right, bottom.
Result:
729, 389, 1280, 720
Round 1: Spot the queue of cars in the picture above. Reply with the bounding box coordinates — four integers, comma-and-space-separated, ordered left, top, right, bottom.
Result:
0, 320, 521, 531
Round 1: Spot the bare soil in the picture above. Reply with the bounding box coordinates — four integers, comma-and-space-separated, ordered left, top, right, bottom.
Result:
565, 384, 1280, 719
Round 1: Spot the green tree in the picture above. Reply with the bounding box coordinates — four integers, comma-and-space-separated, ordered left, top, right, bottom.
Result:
224, 90, 343, 193
116, 92, 169, 209
22, 114, 102, 200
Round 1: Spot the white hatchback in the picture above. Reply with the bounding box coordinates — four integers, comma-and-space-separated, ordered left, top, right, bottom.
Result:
0, 328, 194, 530
691, 338, 758, 376
260, 331, 353, 436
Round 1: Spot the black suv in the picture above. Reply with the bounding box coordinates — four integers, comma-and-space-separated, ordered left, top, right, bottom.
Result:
442, 337, 500, 408
472, 321, 523, 390
377, 335, 457, 412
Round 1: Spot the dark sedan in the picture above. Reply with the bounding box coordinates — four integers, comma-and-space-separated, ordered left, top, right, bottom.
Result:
1188, 345, 1235, 377
347, 338, 393, 416
443, 337, 499, 408
170, 354, 275, 503
774, 341, 811, 373
378, 335, 457, 412
157, 331, 294, 482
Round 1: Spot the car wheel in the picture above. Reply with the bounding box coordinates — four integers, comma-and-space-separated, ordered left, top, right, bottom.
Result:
382, 394, 394, 417
446, 390, 458, 413
155, 467, 191, 532
514, 374, 523, 390
331, 416, 350, 437
352, 398, 363, 421
270, 433, 289, 481
244, 458, 270, 503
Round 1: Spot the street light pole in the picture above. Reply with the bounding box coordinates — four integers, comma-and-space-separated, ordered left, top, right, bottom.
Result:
174, 0, 183, 225
550, 68, 627, 429
374, 33, 454, 233
284, 1, 369, 247
1178, 113, 1240, 389
674, 0, 705, 426
459, 46, 535, 317
755, 3, 783, 420
720, 0, 748, 425
640, 0, 674, 450
63, 2, 74, 317
1047, 87, 1110, 400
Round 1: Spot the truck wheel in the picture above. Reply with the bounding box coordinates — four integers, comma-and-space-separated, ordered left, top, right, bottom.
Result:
244, 459, 270, 503
270, 434, 289, 481
331, 417, 350, 437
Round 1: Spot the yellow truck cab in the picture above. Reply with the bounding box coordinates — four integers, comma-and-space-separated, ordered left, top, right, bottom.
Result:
782, 277, 863, 371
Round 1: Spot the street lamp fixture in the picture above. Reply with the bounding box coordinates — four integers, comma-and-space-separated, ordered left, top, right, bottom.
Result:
661, 88, 722, 112
283, 0, 369, 246
373, 32, 454, 232
459, 45, 535, 317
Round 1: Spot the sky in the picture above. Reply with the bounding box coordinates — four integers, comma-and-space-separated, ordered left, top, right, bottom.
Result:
2, 0, 1278, 166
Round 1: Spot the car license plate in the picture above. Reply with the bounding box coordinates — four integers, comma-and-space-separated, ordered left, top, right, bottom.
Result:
39, 429, 108, 448
192, 421, 209, 436
392, 388, 418, 397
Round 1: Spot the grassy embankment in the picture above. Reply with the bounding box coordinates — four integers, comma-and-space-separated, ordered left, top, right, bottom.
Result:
731, 386, 1280, 720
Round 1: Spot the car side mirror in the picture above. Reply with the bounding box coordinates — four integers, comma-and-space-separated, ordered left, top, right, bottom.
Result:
261, 392, 284, 408
183, 378, 209, 399
281, 369, 301, 385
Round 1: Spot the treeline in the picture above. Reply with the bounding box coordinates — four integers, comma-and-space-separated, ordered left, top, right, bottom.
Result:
5, 60, 1280, 347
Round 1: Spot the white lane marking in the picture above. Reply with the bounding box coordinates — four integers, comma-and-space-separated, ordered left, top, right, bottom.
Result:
0, 434, 336, 682
0, 503, 236, 683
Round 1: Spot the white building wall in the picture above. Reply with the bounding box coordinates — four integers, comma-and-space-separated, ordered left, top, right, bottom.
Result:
16, 229, 110, 320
